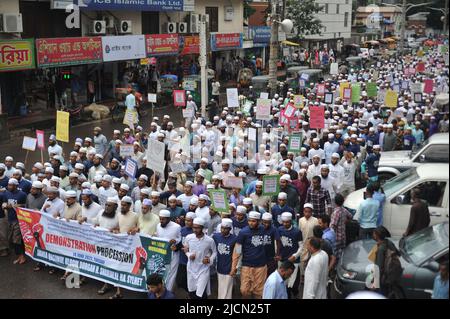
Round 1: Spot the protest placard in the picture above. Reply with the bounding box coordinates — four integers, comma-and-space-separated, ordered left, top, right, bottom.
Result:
169, 162, 185, 174
173, 90, 186, 107
36, 130, 45, 150
343, 87, 352, 100
22, 136, 37, 151
262, 175, 280, 196
120, 145, 134, 157
367, 82, 378, 97
288, 133, 302, 152
209, 190, 229, 213
414, 92, 423, 103
330, 62, 338, 75
324, 92, 334, 104
56, 111, 69, 143
255, 98, 271, 121
147, 138, 166, 176
423, 79, 434, 94
124, 158, 138, 179
226, 88, 239, 108
293, 95, 304, 108
182, 108, 194, 118
384, 89, 398, 108
248, 128, 257, 141
351, 84, 361, 103
283, 104, 296, 118
260, 92, 269, 99
309, 106, 325, 129
316, 84, 325, 97
148, 93, 157, 103
225, 176, 244, 189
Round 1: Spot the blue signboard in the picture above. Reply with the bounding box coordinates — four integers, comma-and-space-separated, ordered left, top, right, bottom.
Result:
252, 26, 271, 44
75, 0, 183, 11
210, 33, 243, 52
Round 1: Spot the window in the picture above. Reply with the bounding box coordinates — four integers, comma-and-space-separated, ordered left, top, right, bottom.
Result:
336, 4, 340, 14
398, 181, 447, 207
344, 12, 349, 27
324, 4, 328, 14
206, 7, 219, 32
420, 145, 450, 163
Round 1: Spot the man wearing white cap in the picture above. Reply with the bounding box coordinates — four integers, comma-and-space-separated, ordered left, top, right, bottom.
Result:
149, 191, 166, 217
212, 218, 237, 299
195, 194, 210, 223
308, 138, 325, 163
278, 212, 303, 298
131, 174, 149, 203
98, 175, 118, 208
329, 153, 344, 193
3, 156, 15, 179
303, 237, 329, 299
249, 181, 271, 213
176, 211, 196, 293
26, 181, 47, 210
324, 134, 340, 164
177, 182, 198, 212
47, 135, 63, 158
29, 162, 44, 183
133, 198, 158, 236
0, 178, 27, 261
88, 154, 107, 183
93, 127, 108, 157
61, 190, 82, 220
134, 188, 151, 215
231, 211, 267, 299
185, 94, 197, 129
184, 217, 217, 299
78, 189, 103, 225
260, 212, 281, 276
156, 209, 182, 292
307, 155, 322, 180
319, 165, 338, 204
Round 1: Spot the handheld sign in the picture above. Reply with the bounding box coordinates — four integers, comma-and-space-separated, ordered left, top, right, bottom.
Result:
120, 145, 134, 157
56, 111, 70, 143
262, 175, 280, 196
36, 130, 45, 150
226, 88, 239, 108
255, 98, 271, 121
209, 189, 229, 213
288, 133, 303, 152
173, 90, 186, 107
22, 136, 37, 151
124, 158, 138, 179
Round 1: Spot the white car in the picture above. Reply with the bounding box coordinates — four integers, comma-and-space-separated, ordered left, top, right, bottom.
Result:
378, 133, 449, 182
344, 164, 449, 237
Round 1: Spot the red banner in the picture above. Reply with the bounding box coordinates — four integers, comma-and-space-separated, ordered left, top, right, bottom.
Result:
316, 84, 326, 97
146, 34, 179, 57
423, 79, 434, 94
36, 37, 102, 67
309, 106, 325, 129
416, 62, 425, 73
173, 90, 186, 107
181, 36, 199, 55
211, 33, 243, 51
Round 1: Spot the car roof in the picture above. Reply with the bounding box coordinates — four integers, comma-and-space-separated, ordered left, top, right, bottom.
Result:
416, 163, 449, 180
428, 133, 449, 144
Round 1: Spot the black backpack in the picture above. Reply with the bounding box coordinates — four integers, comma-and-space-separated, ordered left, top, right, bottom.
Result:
382, 242, 403, 285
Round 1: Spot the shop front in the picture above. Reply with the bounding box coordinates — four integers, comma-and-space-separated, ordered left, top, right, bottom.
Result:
210, 33, 244, 82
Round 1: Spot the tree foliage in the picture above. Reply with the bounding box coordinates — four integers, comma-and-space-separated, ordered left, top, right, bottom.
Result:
286, 0, 325, 38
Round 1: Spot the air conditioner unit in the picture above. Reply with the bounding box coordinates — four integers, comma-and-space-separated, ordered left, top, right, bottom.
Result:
92, 20, 106, 35
177, 22, 187, 34
163, 22, 177, 34
119, 20, 132, 34
102, 15, 115, 28
200, 14, 209, 24
189, 14, 199, 33
0, 14, 23, 33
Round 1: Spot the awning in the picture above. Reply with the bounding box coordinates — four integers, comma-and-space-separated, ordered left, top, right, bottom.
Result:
282, 40, 300, 46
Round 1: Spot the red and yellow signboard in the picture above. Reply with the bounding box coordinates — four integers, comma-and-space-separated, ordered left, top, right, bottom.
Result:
36, 37, 102, 67
181, 36, 200, 55
0, 39, 35, 72
145, 34, 179, 57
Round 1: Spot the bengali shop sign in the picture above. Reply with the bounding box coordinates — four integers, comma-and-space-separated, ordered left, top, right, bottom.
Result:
211, 33, 243, 51
0, 39, 35, 72
17, 208, 172, 292
36, 37, 102, 67
146, 34, 179, 57
181, 36, 200, 55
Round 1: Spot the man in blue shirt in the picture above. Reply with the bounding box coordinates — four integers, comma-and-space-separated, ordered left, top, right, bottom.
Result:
432, 261, 449, 299
355, 185, 379, 240
261, 213, 281, 276
13, 169, 31, 195
364, 144, 381, 186
278, 212, 303, 299
318, 214, 336, 255
231, 211, 267, 299
213, 218, 237, 299
176, 212, 195, 293
372, 182, 386, 227
147, 273, 175, 299
1, 178, 27, 263
232, 206, 248, 236
0, 163, 9, 190
263, 261, 295, 299
271, 192, 295, 228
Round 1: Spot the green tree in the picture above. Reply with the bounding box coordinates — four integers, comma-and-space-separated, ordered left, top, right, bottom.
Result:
286, 0, 324, 39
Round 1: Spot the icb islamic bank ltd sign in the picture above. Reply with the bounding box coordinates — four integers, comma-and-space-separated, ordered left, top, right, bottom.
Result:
75, 0, 184, 12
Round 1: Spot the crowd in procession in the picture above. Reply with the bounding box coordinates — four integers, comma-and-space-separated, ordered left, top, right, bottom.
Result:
0, 39, 449, 300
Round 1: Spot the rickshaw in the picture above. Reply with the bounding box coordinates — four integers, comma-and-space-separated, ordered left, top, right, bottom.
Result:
345, 56, 364, 71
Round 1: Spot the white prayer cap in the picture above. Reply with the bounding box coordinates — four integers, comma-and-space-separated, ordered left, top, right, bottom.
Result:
114, 129, 121, 135
281, 212, 292, 221
142, 199, 152, 207
262, 213, 273, 221
81, 189, 92, 196
33, 162, 44, 170
151, 191, 160, 197
190, 197, 199, 205
88, 149, 96, 155
257, 168, 267, 175
15, 162, 25, 169
45, 167, 54, 174
120, 184, 129, 191
243, 198, 253, 205
139, 174, 148, 181
304, 203, 314, 210
193, 217, 206, 227
69, 172, 79, 178
280, 174, 291, 181
106, 197, 118, 204
31, 181, 43, 189
222, 159, 231, 165
121, 196, 133, 204
201, 157, 209, 163
212, 175, 222, 180
112, 177, 121, 184
159, 210, 171, 218
124, 128, 131, 133
197, 170, 206, 178
221, 218, 233, 228
236, 205, 247, 214
5, 156, 13, 161
65, 190, 77, 198
185, 212, 196, 220
141, 188, 151, 196
331, 153, 340, 158
102, 175, 112, 182
387, 124, 393, 128
206, 184, 214, 189
351, 134, 358, 139
74, 163, 84, 170
46, 186, 59, 193
79, 147, 87, 154
238, 172, 246, 178
278, 192, 287, 200
12, 169, 22, 175
199, 194, 209, 201
313, 138, 320, 143
81, 182, 91, 188
248, 211, 261, 220
168, 195, 177, 202
321, 164, 330, 170
185, 181, 194, 187
373, 145, 381, 150
50, 176, 60, 183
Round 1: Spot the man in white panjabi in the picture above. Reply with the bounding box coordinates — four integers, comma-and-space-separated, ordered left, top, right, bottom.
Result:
303, 237, 329, 299
184, 217, 217, 299
156, 209, 181, 292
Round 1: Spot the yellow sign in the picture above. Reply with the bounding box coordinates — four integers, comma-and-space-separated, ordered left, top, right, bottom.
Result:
140, 58, 150, 65
417, 50, 424, 57
56, 111, 70, 143
339, 82, 350, 99
293, 95, 304, 109
0, 39, 35, 72
384, 89, 398, 108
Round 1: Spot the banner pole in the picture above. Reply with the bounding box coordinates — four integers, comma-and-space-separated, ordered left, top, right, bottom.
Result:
24, 150, 30, 167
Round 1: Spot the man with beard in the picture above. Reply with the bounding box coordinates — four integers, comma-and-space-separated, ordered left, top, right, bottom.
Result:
328, 153, 344, 194
308, 138, 325, 164
26, 181, 47, 210
78, 189, 103, 224
263, 261, 295, 299
105, 130, 121, 160
307, 155, 322, 180
156, 209, 182, 292
59, 190, 81, 220
150, 191, 167, 217
261, 213, 281, 277
324, 134, 340, 164
47, 135, 63, 158
249, 181, 271, 213
319, 165, 338, 205
107, 158, 122, 178
98, 175, 118, 208
58, 166, 70, 190
12, 169, 31, 195
306, 176, 332, 217
231, 211, 267, 299
93, 127, 108, 157
363, 145, 381, 186
232, 205, 248, 236
130, 198, 159, 236
136, 158, 154, 182
167, 195, 186, 224
131, 174, 149, 202
88, 154, 107, 183
277, 174, 300, 215
176, 212, 196, 293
